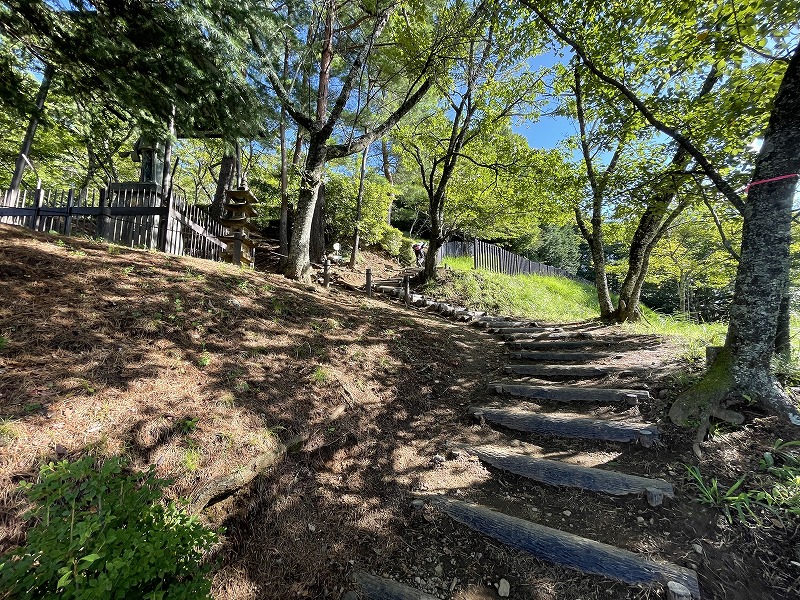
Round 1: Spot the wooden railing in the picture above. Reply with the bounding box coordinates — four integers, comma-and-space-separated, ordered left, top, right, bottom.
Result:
0, 186, 226, 261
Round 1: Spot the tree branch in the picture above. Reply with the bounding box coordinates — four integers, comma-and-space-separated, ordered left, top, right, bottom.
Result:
521, 1, 746, 213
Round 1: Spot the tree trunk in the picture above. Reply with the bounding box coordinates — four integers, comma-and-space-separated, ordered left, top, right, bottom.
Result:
285, 136, 326, 281
10, 63, 54, 193
575, 207, 614, 318
278, 28, 291, 268
423, 198, 446, 281
210, 154, 235, 221
310, 181, 326, 264
381, 138, 394, 223
670, 43, 800, 426
775, 291, 791, 361
349, 144, 369, 268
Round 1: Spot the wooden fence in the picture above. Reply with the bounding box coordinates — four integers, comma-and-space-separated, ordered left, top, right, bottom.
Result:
437, 238, 589, 284
0, 186, 226, 261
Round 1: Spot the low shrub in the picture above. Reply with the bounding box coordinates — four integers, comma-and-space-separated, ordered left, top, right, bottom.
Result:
0, 455, 217, 599
379, 226, 404, 257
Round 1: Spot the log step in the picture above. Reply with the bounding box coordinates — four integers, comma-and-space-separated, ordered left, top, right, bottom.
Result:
354, 571, 439, 600
489, 382, 649, 404
503, 332, 630, 342
465, 445, 673, 505
471, 406, 659, 446
511, 340, 629, 350
488, 326, 555, 333
503, 364, 641, 379
433, 498, 700, 598
510, 351, 614, 362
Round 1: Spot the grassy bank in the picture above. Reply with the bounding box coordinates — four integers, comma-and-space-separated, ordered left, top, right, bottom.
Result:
431, 257, 728, 360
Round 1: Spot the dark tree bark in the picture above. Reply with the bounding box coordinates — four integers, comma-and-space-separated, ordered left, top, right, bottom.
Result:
10, 63, 54, 192
210, 153, 235, 221
310, 181, 326, 264
670, 43, 800, 427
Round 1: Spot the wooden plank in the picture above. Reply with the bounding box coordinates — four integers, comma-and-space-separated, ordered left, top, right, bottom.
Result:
502, 332, 630, 342
489, 382, 648, 403
434, 498, 699, 597
510, 351, 614, 362
354, 572, 440, 600
503, 364, 641, 379
471, 406, 659, 445
465, 445, 673, 500
511, 340, 621, 351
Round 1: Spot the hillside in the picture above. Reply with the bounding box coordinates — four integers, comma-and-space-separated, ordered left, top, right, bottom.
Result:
1, 224, 798, 600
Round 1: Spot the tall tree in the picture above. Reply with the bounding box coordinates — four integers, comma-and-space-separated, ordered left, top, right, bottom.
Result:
395, 3, 545, 280
522, 0, 800, 425
255, 0, 442, 281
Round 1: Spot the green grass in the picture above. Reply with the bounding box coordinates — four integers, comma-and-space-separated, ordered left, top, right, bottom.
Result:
432, 259, 602, 322
434, 257, 728, 358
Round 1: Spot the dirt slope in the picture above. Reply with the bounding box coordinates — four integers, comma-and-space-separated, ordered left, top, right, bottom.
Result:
0, 224, 797, 599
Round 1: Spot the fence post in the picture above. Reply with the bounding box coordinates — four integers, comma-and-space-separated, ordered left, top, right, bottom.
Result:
96, 188, 110, 240
156, 190, 172, 252
31, 187, 44, 231
404, 275, 410, 308
64, 188, 74, 236
473, 238, 478, 270
366, 268, 373, 297
323, 258, 331, 288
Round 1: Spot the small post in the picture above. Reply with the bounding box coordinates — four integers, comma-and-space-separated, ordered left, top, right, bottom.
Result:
232, 230, 242, 266
32, 187, 44, 231
64, 188, 74, 236
323, 258, 331, 288
404, 275, 410, 308
366, 268, 373, 298
473, 238, 478, 270
96, 188, 110, 239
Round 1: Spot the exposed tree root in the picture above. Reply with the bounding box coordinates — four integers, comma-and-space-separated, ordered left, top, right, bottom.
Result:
672, 346, 800, 456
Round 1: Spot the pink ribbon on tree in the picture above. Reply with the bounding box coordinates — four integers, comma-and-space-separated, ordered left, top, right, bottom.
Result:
743, 173, 799, 194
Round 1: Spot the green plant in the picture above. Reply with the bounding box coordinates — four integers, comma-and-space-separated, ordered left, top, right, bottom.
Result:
0, 456, 216, 599
0, 419, 20, 445
178, 417, 200, 434
310, 366, 330, 385
0, 335, 7, 351
183, 443, 202, 471
379, 226, 403, 257
197, 351, 212, 368
686, 465, 758, 524
398, 237, 416, 266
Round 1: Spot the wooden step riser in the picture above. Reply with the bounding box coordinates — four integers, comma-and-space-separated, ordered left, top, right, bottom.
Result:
490, 383, 648, 404
510, 351, 614, 362
354, 571, 438, 600
434, 498, 700, 598
503, 365, 637, 379
467, 446, 673, 504
473, 407, 659, 446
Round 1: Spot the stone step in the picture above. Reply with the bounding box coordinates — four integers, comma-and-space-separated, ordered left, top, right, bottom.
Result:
470, 406, 659, 446
353, 571, 438, 600
489, 382, 648, 404
503, 364, 642, 379
464, 445, 673, 506
433, 498, 700, 598
509, 350, 615, 362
